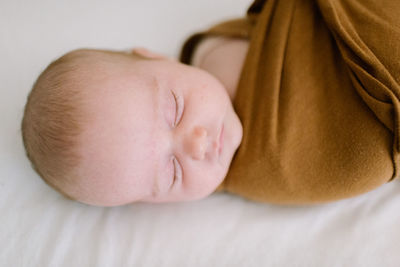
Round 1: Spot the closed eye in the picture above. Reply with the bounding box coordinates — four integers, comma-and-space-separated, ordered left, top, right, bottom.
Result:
170, 91, 184, 189
171, 157, 182, 189
172, 90, 184, 127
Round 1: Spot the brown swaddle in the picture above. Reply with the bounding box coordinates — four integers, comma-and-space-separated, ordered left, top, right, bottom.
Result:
180, 0, 400, 204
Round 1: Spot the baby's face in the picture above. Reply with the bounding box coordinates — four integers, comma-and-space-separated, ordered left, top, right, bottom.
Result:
74, 50, 243, 206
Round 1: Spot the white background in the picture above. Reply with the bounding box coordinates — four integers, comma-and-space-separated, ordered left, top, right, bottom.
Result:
1, 0, 400, 266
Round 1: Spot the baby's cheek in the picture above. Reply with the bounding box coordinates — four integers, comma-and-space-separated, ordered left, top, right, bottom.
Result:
184, 168, 221, 197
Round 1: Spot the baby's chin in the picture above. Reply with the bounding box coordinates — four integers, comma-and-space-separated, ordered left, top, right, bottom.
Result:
226, 101, 243, 155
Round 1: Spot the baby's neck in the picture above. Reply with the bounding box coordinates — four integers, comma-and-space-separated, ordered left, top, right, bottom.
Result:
191, 36, 249, 102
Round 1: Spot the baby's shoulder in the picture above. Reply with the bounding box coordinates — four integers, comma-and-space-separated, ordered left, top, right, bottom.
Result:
191, 36, 230, 67
191, 36, 249, 100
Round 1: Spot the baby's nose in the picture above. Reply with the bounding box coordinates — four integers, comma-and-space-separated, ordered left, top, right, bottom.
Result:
186, 126, 208, 160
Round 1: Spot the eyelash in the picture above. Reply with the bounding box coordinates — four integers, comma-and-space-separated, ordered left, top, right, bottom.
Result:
171, 90, 184, 188
171, 90, 184, 127
171, 156, 182, 189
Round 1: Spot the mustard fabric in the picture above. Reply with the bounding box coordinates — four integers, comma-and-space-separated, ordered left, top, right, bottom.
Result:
180, 0, 400, 204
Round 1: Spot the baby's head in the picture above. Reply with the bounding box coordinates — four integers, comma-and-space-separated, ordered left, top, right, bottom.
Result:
21, 47, 243, 206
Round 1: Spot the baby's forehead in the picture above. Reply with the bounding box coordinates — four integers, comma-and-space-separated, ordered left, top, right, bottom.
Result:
79, 66, 157, 141
77, 63, 154, 97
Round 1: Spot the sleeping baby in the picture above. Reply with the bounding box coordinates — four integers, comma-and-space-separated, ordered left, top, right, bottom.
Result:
21, 0, 400, 206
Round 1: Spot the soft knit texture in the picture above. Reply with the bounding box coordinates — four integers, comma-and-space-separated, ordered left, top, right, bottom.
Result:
180, 0, 400, 204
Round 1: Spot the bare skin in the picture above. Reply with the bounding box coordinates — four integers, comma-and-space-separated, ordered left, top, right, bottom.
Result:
71, 37, 249, 207
191, 36, 249, 101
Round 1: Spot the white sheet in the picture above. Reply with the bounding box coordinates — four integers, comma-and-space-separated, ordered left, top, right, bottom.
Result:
2, 0, 400, 266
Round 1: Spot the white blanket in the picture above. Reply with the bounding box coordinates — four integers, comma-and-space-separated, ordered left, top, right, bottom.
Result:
2, 0, 400, 266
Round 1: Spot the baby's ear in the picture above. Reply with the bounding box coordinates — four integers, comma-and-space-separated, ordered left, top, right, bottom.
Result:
131, 47, 170, 60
